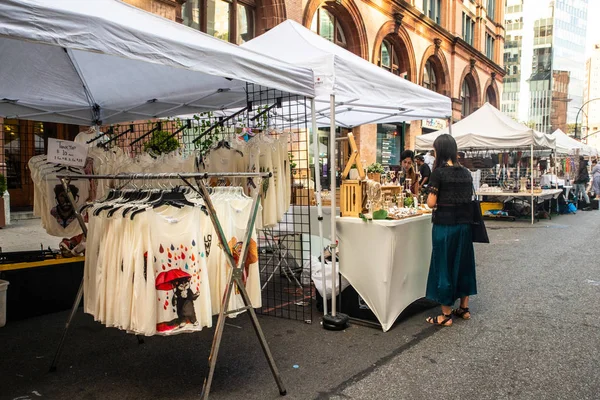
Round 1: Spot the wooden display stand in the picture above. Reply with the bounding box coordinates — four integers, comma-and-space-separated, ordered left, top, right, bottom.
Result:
340, 133, 366, 217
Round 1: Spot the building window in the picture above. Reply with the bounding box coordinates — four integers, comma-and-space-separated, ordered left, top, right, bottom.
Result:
461, 79, 473, 117
487, 0, 496, 21
379, 39, 404, 77
422, 59, 438, 92
486, 33, 495, 61
182, 0, 255, 44
462, 13, 475, 46
485, 86, 498, 107
424, 0, 442, 25
311, 8, 347, 48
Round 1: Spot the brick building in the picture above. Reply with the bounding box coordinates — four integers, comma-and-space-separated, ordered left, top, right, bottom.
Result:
1, 0, 504, 209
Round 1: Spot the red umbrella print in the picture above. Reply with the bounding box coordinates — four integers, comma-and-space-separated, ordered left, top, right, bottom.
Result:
155, 269, 192, 290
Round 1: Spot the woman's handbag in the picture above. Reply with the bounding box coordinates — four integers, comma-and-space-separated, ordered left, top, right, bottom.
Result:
471, 189, 489, 243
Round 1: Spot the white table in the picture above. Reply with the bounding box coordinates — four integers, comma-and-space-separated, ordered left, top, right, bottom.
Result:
476, 189, 563, 222
336, 214, 432, 332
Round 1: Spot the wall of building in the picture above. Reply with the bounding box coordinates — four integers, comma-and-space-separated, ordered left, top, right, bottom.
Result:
174, 0, 505, 162
584, 44, 600, 151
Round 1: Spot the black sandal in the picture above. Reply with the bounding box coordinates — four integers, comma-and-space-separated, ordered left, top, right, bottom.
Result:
426, 313, 452, 326
452, 307, 471, 320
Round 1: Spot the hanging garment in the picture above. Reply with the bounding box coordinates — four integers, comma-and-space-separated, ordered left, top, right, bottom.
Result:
148, 206, 212, 334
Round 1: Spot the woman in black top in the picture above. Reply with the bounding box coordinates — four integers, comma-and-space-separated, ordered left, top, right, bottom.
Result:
425, 134, 477, 326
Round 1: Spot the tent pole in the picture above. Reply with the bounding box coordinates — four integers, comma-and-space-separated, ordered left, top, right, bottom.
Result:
330, 94, 337, 318
531, 144, 534, 224
311, 98, 327, 316
448, 117, 453, 136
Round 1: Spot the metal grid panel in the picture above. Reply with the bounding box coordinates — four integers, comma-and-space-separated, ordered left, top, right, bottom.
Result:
92, 84, 313, 323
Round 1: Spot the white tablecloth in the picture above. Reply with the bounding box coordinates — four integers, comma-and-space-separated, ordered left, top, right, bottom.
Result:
336, 214, 432, 332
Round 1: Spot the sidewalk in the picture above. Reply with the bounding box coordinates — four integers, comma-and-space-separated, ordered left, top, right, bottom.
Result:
0, 218, 59, 252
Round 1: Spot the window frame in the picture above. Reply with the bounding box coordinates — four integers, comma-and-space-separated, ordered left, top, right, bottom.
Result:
461, 79, 472, 117
487, 0, 496, 22
181, 0, 256, 44
422, 58, 438, 93
462, 13, 475, 46
378, 39, 402, 76
311, 7, 348, 49
424, 0, 442, 25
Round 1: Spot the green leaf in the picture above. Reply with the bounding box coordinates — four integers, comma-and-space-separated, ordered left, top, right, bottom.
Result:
373, 209, 388, 220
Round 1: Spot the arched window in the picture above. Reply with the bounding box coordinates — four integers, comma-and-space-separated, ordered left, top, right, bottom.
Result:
311, 8, 347, 48
461, 79, 472, 117
182, 0, 256, 44
422, 59, 438, 92
380, 39, 400, 75
485, 86, 498, 107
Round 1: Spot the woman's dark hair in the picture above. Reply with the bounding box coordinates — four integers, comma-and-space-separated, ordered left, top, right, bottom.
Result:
432, 134, 458, 170
592, 159, 597, 165
400, 150, 414, 161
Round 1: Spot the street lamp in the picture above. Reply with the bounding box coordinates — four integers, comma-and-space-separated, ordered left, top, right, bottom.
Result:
575, 98, 600, 139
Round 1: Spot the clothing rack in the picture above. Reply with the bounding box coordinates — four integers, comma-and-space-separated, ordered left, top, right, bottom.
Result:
51, 171, 285, 399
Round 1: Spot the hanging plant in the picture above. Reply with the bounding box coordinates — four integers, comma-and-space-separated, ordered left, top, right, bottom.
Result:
144, 130, 180, 155
289, 152, 297, 170
0, 173, 6, 197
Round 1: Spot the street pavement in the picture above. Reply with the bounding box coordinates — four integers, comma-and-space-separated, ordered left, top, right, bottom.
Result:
1, 212, 600, 399
0, 218, 59, 252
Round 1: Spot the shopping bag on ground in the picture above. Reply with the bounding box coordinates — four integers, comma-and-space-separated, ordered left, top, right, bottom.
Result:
309, 256, 349, 300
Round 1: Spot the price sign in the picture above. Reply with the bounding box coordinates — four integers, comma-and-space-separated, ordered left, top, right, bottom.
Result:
47, 138, 88, 167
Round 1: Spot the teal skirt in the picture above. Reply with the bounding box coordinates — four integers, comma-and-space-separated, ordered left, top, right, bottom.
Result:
426, 224, 477, 306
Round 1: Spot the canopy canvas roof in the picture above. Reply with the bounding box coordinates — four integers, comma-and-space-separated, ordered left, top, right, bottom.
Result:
242, 20, 451, 128
0, 0, 315, 126
552, 129, 598, 157
415, 103, 556, 150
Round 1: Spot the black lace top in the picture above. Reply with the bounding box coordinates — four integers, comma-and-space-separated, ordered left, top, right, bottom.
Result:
428, 165, 473, 225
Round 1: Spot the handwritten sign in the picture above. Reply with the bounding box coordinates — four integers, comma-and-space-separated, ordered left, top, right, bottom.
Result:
47, 138, 88, 167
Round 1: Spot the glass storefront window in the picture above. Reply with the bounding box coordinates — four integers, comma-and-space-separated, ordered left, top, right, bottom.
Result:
376, 124, 403, 167
3, 119, 20, 189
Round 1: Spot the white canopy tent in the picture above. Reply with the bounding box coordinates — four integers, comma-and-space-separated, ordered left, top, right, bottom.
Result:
244, 20, 452, 322
416, 103, 557, 225
415, 103, 556, 150
552, 129, 598, 157
243, 20, 451, 128
0, 0, 315, 126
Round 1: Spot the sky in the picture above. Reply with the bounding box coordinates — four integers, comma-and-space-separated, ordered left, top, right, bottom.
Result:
586, 0, 600, 57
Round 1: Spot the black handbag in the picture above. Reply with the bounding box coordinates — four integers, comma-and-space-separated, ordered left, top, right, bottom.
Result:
471, 189, 489, 243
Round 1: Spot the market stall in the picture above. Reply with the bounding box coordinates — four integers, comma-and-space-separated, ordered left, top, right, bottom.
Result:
243, 20, 451, 325
0, 1, 318, 398
416, 103, 557, 224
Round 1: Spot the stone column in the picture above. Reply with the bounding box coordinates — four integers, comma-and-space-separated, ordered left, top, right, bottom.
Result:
355, 124, 377, 165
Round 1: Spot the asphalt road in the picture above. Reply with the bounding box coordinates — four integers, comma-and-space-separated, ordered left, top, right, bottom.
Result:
1, 212, 599, 400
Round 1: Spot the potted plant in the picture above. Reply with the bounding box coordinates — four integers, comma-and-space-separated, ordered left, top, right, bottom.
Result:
349, 163, 360, 180
0, 173, 6, 228
367, 162, 385, 183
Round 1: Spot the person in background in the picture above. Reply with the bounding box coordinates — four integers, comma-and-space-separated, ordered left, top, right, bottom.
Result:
424, 150, 435, 171
416, 154, 431, 187
574, 156, 592, 210
592, 159, 600, 200
425, 134, 477, 327
400, 150, 419, 194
